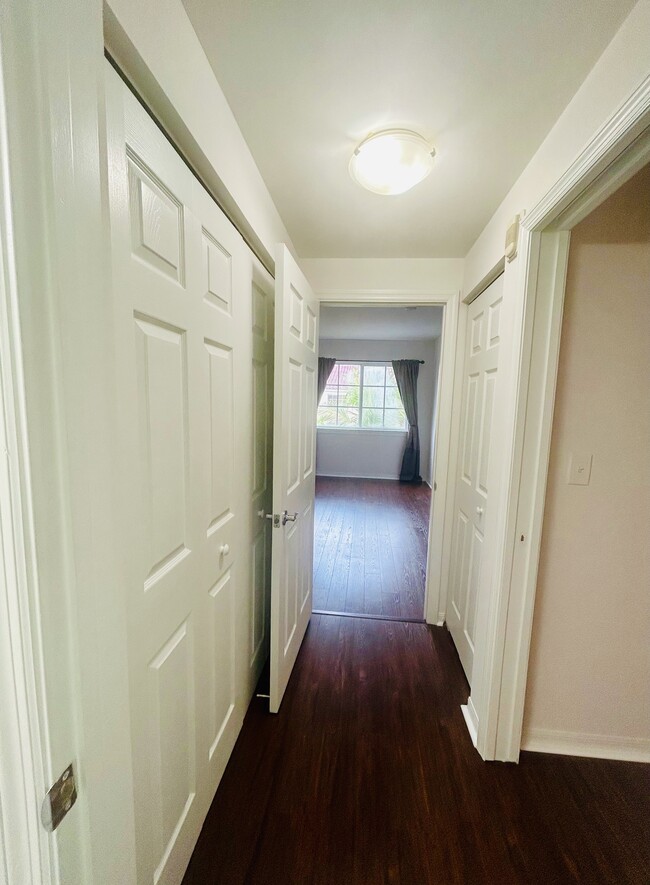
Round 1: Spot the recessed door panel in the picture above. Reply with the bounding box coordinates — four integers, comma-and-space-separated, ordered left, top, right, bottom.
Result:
205, 340, 234, 535
149, 620, 196, 863
202, 229, 232, 315
134, 315, 188, 589
128, 154, 184, 284
208, 570, 235, 759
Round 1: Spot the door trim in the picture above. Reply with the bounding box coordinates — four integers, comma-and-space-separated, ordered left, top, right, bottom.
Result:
0, 0, 137, 880
473, 75, 650, 761
0, 66, 53, 882
315, 289, 460, 628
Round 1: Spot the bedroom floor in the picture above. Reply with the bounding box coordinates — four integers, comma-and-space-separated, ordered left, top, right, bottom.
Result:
312, 476, 431, 620
181, 615, 650, 885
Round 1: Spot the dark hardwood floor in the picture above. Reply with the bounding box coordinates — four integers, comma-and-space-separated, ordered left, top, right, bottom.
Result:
182, 615, 650, 885
313, 477, 431, 619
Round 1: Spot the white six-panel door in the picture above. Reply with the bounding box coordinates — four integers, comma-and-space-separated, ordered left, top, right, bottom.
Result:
250, 260, 274, 682
269, 246, 319, 713
447, 274, 504, 683
105, 66, 263, 885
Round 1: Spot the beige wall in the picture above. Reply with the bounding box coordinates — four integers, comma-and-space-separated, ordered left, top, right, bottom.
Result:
522, 164, 650, 752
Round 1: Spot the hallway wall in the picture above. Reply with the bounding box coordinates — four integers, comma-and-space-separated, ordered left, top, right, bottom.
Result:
302, 257, 464, 295
522, 163, 650, 758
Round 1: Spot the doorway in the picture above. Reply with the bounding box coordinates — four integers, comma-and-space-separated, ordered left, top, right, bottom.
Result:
312, 305, 444, 622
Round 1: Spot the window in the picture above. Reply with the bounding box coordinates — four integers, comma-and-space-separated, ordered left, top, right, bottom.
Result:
317, 363, 408, 430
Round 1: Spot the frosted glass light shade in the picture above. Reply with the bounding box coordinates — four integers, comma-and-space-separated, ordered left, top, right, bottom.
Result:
349, 130, 435, 195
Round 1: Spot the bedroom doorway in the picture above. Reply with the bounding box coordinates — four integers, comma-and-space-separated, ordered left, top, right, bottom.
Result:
312, 305, 444, 622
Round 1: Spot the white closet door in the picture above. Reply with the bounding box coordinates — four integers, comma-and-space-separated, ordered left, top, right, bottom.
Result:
447, 274, 504, 683
250, 260, 274, 686
105, 66, 247, 885
269, 246, 318, 713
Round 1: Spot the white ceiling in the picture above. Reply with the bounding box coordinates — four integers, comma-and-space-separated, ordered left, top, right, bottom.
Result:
320, 305, 443, 341
182, 0, 635, 259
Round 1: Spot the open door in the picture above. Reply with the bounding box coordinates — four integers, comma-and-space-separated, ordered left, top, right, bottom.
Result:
269, 246, 319, 712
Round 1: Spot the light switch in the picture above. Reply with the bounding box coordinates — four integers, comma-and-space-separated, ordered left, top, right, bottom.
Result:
568, 452, 592, 486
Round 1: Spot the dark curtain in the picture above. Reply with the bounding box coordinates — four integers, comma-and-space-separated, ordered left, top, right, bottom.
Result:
392, 359, 422, 483
317, 357, 337, 404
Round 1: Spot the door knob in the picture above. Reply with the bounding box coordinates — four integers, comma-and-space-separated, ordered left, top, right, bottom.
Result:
282, 510, 299, 526
476, 506, 484, 516
219, 543, 230, 556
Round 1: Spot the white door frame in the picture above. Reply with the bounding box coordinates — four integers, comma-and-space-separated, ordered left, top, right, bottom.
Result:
0, 0, 136, 881
0, 79, 54, 883
315, 289, 460, 628
472, 76, 650, 761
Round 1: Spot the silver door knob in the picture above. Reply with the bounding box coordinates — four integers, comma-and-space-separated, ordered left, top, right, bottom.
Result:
219, 543, 230, 555
282, 510, 299, 525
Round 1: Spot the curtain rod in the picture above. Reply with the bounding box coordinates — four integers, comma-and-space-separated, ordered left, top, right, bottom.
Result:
322, 358, 425, 364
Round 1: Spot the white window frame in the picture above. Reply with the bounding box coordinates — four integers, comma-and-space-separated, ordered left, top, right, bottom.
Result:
317, 360, 408, 432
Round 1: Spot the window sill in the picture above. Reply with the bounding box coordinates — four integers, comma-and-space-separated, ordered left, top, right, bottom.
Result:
317, 426, 408, 435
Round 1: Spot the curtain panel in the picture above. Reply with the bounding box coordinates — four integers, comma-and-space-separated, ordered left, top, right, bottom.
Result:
391, 359, 422, 483
317, 357, 337, 403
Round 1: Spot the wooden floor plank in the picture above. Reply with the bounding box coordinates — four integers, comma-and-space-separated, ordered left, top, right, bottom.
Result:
182, 615, 650, 885
313, 477, 431, 619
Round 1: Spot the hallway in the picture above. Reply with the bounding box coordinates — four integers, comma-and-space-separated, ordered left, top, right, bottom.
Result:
181, 615, 650, 885
313, 478, 431, 619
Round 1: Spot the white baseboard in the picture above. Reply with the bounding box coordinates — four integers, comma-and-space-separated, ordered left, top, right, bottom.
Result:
316, 471, 400, 481
461, 699, 479, 748
316, 471, 433, 483
522, 727, 650, 763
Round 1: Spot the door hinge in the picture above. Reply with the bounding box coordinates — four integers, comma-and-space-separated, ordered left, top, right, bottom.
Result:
41, 763, 77, 832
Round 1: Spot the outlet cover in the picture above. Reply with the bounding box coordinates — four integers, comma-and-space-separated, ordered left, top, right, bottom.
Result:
568, 453, 592, 486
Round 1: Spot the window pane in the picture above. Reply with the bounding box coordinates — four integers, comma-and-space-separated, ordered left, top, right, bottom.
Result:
363, 365, 385, 386
323, 386, 338, 407
338, 363, 360, 385
361, 408, 383, 428
385, 408, 407, 429
337, 407, 359, 427
386, 366, 397, 386
327, 364, 339, 384
362, 386, 384, 407
317, 407, 337, 426
338, 385, 360, 407
385, 387, 403, 409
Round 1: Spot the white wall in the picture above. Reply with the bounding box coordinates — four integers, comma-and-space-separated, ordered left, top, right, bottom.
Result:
302, 257, 463, 294
316, 338, 440, 483
462, 0, 650, 297
522, 164, 650, 757
104, 0, 294, 268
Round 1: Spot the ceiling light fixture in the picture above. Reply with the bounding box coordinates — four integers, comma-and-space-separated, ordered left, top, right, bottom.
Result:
349, 129, 435, 196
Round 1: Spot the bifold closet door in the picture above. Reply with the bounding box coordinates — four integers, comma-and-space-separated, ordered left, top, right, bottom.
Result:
447, 274, 504, 684
105, 63, 248, 885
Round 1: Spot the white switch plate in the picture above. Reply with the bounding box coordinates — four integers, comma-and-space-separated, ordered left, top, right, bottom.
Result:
568, 452, 592, 485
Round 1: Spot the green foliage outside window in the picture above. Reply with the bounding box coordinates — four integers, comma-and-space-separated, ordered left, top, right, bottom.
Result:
317, 362, 407, 430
